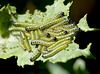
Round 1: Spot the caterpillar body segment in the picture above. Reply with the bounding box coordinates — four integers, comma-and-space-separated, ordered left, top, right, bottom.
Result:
46, 29, 63, 33
30, 45, 42, 62
48, 37, 71, 49
25, 25, 40, 31
41, 46, 47, 54
45, 30, 67, 37
56, 32, 75, 40
49, 20, 69, 29
42, 44, 68, 58
47, 40, 71, 52
31, 40, 54, 46
30, 49, 41, 62
9, 27, 25, 32
30, 30, 35, 41
34, 30, 39, 40
62, 23, 75, 28
52, 12, 64, 20
20, 31, 32, 52
13, 22, 39, 27
11, 31, 30, 38
39, 18, 66, 30
40, 36, 57, 42
38, 29, 44, 37
56, 26, 79, 33
16, 36, 27, 51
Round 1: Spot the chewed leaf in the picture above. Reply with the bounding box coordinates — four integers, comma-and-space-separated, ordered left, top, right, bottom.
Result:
77, 14, 95, 32
43, 0, 72, 21
0, 0, 96, 67
0, 35, 35, 67
37, 42, 95, 63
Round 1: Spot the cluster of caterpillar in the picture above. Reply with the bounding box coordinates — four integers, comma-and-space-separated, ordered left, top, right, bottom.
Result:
9, 12, 79, 62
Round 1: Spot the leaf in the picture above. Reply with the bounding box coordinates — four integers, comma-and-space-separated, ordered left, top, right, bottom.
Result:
77, 14, 100, 32
77, 14, 94, 32
0, 5, 13, 38
38, 43, 95, 63
0, 0, 96, 67
0, 35, 35, 67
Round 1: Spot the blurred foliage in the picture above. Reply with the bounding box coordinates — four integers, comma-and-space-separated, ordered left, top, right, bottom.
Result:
0, 5, 13, 38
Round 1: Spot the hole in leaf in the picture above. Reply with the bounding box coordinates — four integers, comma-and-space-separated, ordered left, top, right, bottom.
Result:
63, 0, 72, 5
75, 31, 90, 49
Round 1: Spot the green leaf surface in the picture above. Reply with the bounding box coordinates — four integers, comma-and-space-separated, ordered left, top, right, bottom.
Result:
77, 14, 94, 32
0, 0, 96, 67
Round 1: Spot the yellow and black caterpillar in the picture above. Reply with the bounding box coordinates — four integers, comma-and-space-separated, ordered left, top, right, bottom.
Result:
9, 12, 79, 62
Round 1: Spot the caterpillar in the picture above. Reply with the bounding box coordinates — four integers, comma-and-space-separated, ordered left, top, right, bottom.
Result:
43, 40, 71, 54
25, 25, 40, 31
30, 45, 42, 62
47, 37, 71, 49
31, 40, 54, 46
20, 31, 32, 52
11, 31, 30, 38
46, 29, 63, 33
34, 30, 39, 40
41, 46, 47, 54
56, 32, 75, 40
49, 20, 69, 29
56, 26, 79, 33
13, 22, 39, 27
45, 30, 68, 36
48, 40, 71, 51
37, 29, 44, 37
30, 30, 35, 41
8, 11, 79, 61
62, 23, 75, 28
40, 36, 57, 42
16, 36, 27, 51
52, 12, 64, 20
30, 30, 40, 48
42, 44, 68, 58
39, 18, 66, 30
9, 27, 25, 32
